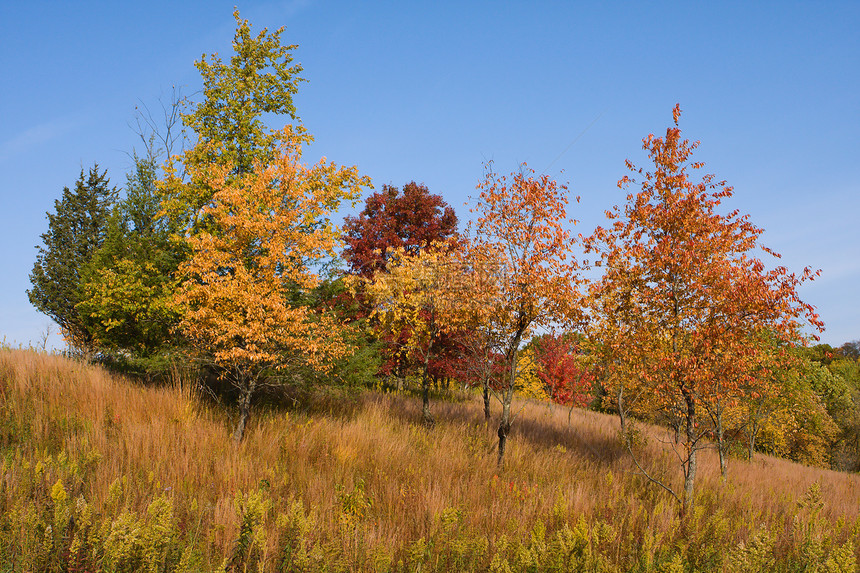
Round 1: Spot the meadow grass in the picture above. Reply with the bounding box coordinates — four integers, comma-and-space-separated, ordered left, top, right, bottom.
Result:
1, 347, 858, 571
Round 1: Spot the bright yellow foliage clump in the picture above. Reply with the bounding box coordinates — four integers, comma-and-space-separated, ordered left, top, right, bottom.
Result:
515, 347, 549, 401
175, 127, 368, 374
361, 244, 461, 366
359, 244, 462, 425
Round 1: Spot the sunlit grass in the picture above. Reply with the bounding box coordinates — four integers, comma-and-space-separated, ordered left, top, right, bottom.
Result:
1, 347, 858, 571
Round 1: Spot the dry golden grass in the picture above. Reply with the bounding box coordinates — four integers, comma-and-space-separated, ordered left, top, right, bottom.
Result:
1, 346, 859, 571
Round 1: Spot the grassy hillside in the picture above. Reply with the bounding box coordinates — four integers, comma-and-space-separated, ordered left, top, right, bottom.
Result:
1, 347, 859, 572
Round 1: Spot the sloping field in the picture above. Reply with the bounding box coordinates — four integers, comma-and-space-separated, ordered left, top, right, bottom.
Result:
1, 347, 858, 571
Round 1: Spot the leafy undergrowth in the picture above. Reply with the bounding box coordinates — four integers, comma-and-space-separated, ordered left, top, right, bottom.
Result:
1, 348, 859, 572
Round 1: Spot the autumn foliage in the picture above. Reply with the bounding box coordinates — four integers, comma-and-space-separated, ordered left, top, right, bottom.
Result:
584, 105, 823, 511
23, 8, 859, 557
468, 164, 584, 465
342, 182, 459, 277
358, 243, 463, 425
531, 334, 594, 408
174, 127, 370, 440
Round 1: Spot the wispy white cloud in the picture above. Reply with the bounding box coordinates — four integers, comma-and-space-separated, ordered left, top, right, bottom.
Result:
0, 117, 82, 162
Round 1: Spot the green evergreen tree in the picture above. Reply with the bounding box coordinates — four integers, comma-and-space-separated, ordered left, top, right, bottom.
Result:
28, 165, 117, 356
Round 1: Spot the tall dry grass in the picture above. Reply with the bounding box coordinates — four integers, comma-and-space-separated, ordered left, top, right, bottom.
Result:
1, 346, 859, 571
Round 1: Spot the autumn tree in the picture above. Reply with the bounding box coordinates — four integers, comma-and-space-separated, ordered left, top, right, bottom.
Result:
174, 126, 369, 441
700, 332, 787, 478
513, 346, 550, 401
342, 181, 460, 386
800, 349, 860, 469
159, 9, 304, 233
360, 243, 461, 427
342, 182, 459, 277
721, 349, 841, 470
840, 340, 860, 361
469, 163, 583, 466
28, 165, 118, 356
531, 333, 594, 409
821, 351, 860, 470
584, 105, 823, 514
439, 251, 508, 420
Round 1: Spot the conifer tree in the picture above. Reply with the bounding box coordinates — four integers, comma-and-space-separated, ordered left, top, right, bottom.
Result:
28, 165, 117, 355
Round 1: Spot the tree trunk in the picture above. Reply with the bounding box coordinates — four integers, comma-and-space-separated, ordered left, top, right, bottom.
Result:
497, 332, 522, 467
748, 418, 759, 461
717, 434, 727, 481
497, 386, 514, 467
715, 412, 728, 482
682, 392, 697, 515
482, 380, 491, 421
497, 420, 511, 467
683, 446, 698, 515
422, 359, 435, 428
232, 378, 256, 443
396, 360, 406, 391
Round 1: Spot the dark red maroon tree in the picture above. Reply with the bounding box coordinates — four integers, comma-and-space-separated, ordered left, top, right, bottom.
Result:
342, 182, 459, 277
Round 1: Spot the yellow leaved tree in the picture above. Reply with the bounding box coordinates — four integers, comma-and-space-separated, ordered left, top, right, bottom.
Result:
359, 242, 461, 427
514, 346, 548, 401
174, 126, 370, 441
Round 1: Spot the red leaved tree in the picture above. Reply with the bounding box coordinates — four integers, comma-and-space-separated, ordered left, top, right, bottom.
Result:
532, 333, 593, 408
342, 182, 460, 385
342, 182, 459, 277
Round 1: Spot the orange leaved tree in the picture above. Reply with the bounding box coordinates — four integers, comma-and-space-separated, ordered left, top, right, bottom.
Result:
174, 126, 370, 441
469, 163, 583, 466
584, 105, 823, 513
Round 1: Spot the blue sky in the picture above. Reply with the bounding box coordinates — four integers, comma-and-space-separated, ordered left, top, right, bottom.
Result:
1, 1, 858, 349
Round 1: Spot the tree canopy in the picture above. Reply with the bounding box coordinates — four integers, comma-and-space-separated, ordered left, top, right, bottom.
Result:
342, 181, 459, 277
159, 9, 305, 234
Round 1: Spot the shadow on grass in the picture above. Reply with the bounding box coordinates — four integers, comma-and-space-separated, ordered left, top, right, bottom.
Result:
377, 391, 629, 469
513, 406, 628, 465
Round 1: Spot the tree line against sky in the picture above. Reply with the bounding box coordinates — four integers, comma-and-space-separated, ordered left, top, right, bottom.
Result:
25, 11, 860, 515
